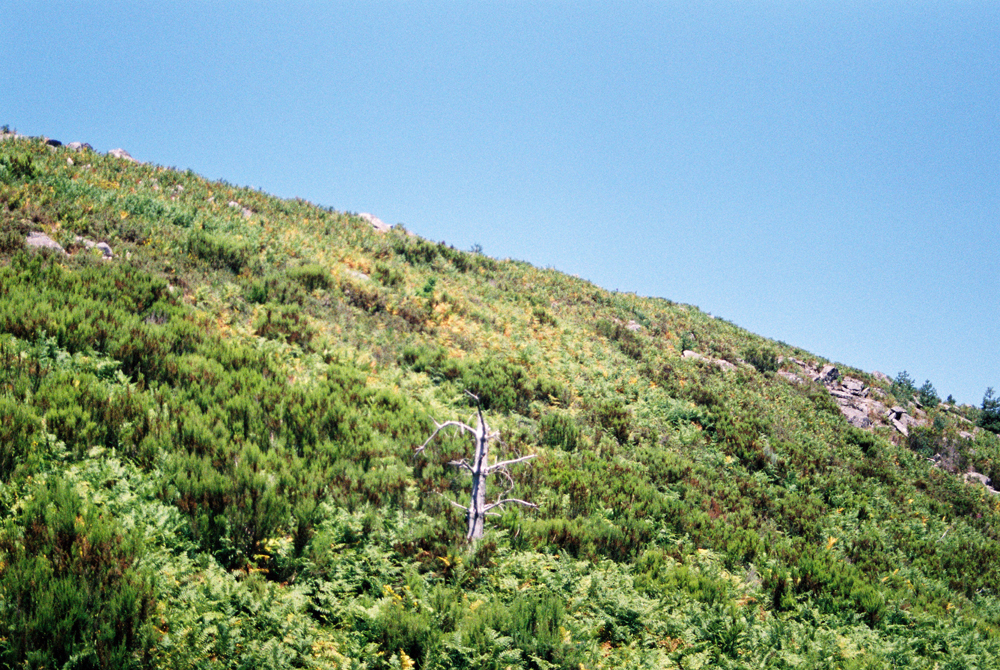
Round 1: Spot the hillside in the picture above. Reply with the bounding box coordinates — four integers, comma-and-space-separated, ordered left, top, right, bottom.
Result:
2, 132, 1000, 669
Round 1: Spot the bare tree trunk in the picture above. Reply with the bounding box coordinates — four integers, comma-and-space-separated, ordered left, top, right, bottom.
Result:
415, 395, 537, 541
466, 413, 489, 539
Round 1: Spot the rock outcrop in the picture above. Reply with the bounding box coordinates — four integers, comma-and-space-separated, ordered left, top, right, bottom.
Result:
358, 213, 390, 233
108, 148, 139, 163
782, 358, 927, 434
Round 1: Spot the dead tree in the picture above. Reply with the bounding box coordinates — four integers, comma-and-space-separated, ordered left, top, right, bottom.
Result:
415, 394, 537, 540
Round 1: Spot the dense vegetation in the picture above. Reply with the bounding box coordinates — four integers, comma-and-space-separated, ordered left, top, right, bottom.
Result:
2, 134, 1000, 668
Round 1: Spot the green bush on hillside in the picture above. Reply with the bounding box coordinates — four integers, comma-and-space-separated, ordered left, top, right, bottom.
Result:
0, 477, 156, 669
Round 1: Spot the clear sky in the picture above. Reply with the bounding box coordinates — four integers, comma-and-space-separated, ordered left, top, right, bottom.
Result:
3, 1, 997, 405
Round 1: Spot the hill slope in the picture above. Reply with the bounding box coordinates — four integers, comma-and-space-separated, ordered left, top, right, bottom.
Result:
2, 133, 1000, 669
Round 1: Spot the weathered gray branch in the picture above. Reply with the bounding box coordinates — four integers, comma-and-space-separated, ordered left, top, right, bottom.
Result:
487, 454, 538, 473
483, 498, 539, 513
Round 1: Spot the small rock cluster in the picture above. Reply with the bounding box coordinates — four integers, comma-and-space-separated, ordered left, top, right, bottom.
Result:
682, 349, 738, 372
25, 232, 114, 259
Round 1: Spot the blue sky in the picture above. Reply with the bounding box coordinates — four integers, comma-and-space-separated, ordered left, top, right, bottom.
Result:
3, 1, 997, 404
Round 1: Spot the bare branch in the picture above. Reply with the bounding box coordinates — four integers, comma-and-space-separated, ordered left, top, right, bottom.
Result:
413, 419, 476, 459
447, 499, 470, 512
486, 454, 538, 473
483, 498, 539, 512
496, 467, 515, 495
447, 458, 473, 473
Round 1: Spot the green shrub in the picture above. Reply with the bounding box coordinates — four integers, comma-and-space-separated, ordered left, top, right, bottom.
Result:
186, 229, 252, 272
539, 413, 580, 451
0, 395, 44, 481
0, 150, 37, 183
461, 356, 534, 413
743, 343, 779, 373
0, 477, 156, 668
595, 319, 642, 360
592, 399, 631, 444
286, 263, 332, 291
373, 262, 404, 287
254, 304, 314, 348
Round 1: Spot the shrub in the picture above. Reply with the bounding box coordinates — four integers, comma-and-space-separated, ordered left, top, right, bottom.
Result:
0, 150, 37, 183
595, 319, 642, 360
286, 263, 332, 291
0, 477, 156, 668
539, 413, 580, 451
592, 399, 631, 444
253, 304, 314, 348
461, 357, 534, 413
742, 343, 779, 373
373, 262, 404, 287
186, 229, 252, 272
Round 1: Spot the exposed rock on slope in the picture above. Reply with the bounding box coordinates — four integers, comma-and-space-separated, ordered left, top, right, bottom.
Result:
782, 358, 926, 435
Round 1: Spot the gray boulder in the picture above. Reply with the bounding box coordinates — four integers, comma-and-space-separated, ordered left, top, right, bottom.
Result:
819, 365, 840, 384
67, 141, 93, 152
840, 406, 871, 429
108, 148, 139, 163
25, 232, 66, 255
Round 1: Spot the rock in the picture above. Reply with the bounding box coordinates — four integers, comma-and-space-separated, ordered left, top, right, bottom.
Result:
108, 148, 139, 163
840, 405, 871, 429
346, 270, 370, 282
872, 371, 892, 383
964, 471, 997, 494
819, 365, 840, 384
25, 232, 66, 255
228, 201, 253, 218
891, 417, 909, 437
778, 370, 804, 384
960, 431, 975, 440
358, 212, 390, 233
626, 320, 642, 331
74, 236, 114, 258
66, 141, 93, 152
842, 378, 866, 395
681, 350, 734, 371
890, 406, 906, 418
45, 138, 62, 147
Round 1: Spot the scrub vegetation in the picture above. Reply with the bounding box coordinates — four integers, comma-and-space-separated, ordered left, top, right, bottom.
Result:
2, 136, 1000, 668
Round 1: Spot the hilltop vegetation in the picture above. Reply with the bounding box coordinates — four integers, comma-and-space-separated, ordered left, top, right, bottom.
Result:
2, 134, 1000, 669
